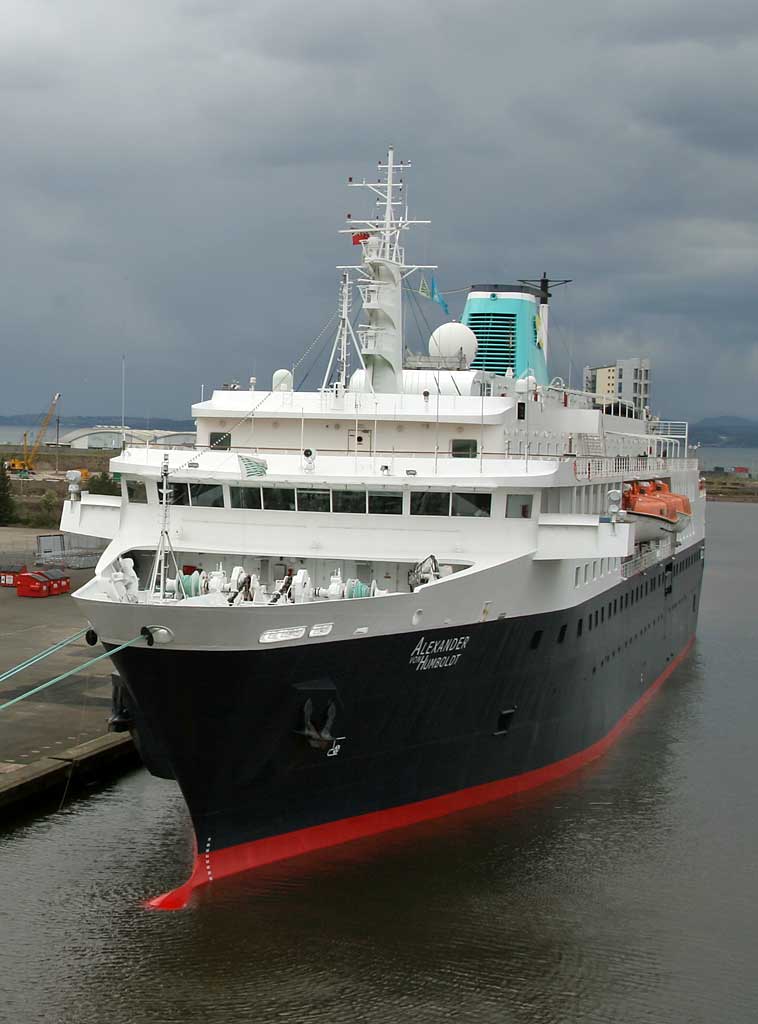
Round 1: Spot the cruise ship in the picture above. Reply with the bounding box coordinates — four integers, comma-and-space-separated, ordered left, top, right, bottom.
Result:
62, 148, 705, 909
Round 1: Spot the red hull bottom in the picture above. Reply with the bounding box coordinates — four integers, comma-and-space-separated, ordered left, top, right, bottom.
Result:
147, 635, 695, 911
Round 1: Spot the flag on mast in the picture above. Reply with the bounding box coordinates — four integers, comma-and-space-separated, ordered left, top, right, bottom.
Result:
418, 275, 431, 299
430, 276, 449, 315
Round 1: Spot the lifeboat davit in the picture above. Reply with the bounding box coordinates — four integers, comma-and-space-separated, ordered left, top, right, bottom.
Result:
622, 480, 692, 543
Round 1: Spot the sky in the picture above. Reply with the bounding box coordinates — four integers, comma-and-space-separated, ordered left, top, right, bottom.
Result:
1, 0, 757, 422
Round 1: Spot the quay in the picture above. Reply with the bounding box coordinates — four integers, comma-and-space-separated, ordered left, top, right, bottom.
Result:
0, 547, 138, 814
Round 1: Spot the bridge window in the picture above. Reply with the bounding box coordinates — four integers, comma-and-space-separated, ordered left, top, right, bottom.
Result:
189, 483, 224, 508
332, 489, 367, 514
368, 491, 403, 515
124, 479, 147, 504
262, 488, 295, 511
297, 489, 330, 512
506, 494, 533, 519
230, 486, 262, 510
168, 483, 190, 506
209, 431, 231, 450
452, 492, 491, 517
451, 439, 478, 459
411, 491, 450, 516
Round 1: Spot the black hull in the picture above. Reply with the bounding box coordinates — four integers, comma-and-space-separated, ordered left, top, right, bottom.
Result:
110, 543, 704, 905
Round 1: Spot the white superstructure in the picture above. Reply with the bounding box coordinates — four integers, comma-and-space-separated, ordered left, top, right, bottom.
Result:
62, 149, 705, 653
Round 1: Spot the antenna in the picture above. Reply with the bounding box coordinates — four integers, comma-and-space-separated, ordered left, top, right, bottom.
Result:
321, 273, 367, 392
518, 274, 571, 364
121, 354, 126, 451
518, 273, 572, 305
337, 147, 435, 392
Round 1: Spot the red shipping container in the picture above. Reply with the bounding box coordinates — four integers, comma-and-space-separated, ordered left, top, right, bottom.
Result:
0, 564, 26, 587
16, 572, 51, 598
43, 568, 71, 595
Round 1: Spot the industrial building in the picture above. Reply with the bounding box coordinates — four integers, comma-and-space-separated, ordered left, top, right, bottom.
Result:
58, 426, 196, 450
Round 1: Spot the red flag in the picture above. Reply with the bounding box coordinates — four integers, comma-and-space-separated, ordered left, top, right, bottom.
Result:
352, 232, 370, 245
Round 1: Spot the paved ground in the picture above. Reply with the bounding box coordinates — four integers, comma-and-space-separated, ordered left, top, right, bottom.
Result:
0, 569, 114, 772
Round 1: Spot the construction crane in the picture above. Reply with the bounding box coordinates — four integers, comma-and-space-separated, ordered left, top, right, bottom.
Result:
7, 393, 62, 474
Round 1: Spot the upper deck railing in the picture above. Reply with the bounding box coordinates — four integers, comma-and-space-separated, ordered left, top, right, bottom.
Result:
118, 442, 700, 482
573, 455, 699, 480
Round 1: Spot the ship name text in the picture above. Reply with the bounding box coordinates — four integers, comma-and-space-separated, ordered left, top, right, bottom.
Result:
409, 634, 471, 672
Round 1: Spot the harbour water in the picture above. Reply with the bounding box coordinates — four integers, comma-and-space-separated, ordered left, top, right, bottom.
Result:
695, 446, 758, 473
0, 501, 756, 1024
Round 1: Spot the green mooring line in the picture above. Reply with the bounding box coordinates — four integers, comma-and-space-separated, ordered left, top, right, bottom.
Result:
0, 636, 145, 714
0, 628, 89, 685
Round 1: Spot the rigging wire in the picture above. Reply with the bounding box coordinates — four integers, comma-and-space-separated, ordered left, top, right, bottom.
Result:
296, 328, 337, 391
291, 311, 338, 380
163, 308, 339, 480
403, 285, 462, 397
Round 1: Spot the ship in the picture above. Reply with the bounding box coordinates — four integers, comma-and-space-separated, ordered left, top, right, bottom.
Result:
61, 148, 705, 909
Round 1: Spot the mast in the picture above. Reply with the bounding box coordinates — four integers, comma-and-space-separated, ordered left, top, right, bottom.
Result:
518, 273, 571, 366
321, 272, 366, 393
338, 146, 434, 393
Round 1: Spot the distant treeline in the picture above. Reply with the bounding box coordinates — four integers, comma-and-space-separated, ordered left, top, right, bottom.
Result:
0, 414, 195, 431
690, 417, 758, 448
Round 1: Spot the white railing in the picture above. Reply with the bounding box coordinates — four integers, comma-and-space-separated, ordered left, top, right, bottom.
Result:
574, 455, 699, 480
621, 536, 675, 578
653, 419, 688, 441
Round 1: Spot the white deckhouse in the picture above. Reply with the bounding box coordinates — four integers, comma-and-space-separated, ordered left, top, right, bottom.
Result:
62, 148, 703, 653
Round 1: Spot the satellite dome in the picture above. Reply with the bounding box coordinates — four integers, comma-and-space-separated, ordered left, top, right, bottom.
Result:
428, 322, 478, 367
272, 368, 294, 392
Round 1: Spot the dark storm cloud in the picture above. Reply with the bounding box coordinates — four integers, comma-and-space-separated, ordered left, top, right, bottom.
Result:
1, 0, 756, 421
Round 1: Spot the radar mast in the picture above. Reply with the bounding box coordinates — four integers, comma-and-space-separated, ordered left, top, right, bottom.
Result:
338, 146, 435, 393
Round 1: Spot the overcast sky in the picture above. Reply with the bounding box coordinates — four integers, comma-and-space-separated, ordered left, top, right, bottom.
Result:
2, 0, 757, 422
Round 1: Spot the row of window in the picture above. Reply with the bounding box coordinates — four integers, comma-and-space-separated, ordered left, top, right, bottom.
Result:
124, 479, 535, 519
538, 548, 700, 649
207, 431, 591, 460
210, 433, 483, 460
574, 557, 621, 587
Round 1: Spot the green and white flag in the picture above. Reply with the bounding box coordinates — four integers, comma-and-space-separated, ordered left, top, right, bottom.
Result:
418, 275, 431, 299
239, 455, 268, 477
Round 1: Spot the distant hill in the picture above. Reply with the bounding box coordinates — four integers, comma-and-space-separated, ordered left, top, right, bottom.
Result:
690, 417, 758, 447
0, 414, 195, 431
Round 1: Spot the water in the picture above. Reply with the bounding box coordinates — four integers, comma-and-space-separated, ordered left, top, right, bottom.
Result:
1, 502, 757, 1024
0, 425, 27, 444
696, 446, 758, 473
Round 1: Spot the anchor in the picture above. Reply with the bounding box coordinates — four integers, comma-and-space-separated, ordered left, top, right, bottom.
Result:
295, 698, 345, 755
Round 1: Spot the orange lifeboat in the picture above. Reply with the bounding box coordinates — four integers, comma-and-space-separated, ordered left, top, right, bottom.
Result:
622, 480, 692, 542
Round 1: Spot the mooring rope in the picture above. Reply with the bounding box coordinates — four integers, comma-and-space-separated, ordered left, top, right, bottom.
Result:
0, 635, 145, 714
0, 628, 89, 685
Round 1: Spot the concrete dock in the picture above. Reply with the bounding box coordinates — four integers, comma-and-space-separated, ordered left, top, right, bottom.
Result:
0, 560, 138, 812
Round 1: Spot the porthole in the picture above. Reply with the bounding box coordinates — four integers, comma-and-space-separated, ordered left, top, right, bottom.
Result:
412, 609, 424, 626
